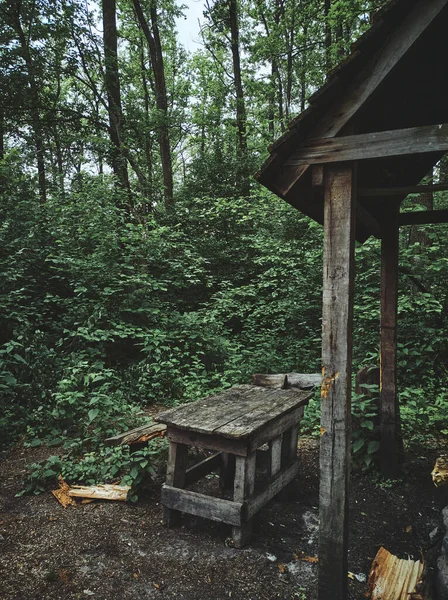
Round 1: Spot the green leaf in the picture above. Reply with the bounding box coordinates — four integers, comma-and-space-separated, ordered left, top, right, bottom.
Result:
88, 408, 99, 423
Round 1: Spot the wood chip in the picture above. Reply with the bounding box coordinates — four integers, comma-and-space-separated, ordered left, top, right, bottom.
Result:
368, 547, 424, 600
68, 484, 130, 501
431, 456, 448, 487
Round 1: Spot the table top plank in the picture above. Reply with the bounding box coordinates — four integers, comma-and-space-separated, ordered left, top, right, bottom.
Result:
155, 385, 313, 440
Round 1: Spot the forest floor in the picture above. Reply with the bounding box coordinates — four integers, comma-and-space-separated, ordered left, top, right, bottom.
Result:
0, 435, 446, 600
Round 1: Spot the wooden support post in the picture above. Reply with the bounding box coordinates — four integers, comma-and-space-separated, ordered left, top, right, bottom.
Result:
220, 452, 236, 493
269, 435, 283, 477
232, 452, 256, 547
163, 441, 188, 527
380, 217, 401, 477
319, 164, 356, 600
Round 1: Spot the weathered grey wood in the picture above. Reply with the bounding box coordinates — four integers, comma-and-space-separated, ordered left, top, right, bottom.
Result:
232, 452, 256, 547
249, 404, 306, 452
253, 372, 321, 389
246, 462, 299, 520
286, 373, 322, 389
184, 453, 221, 487
215, 391, 309, 439
156, 385, 262, 433
356, 203, 383, 240
360, 183, 448, 197
319, 165, 356, 600
276, 0, 448, 195
104, 422, 166, 446
251, 373, 288, 389
157, 385, 309, 440
162, 485, 244, 526
398, 209, 448, 226
167, 427, 248, 456
164, 441, 188, 527
269, 435, 282, 477
380, 216, 400, 478
285, 124, 448, 167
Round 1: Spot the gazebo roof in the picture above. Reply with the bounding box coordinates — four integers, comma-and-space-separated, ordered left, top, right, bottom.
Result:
255, 0, 448, 242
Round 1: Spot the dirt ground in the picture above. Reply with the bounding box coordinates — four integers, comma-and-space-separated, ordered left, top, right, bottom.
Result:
0, 437, 446, 600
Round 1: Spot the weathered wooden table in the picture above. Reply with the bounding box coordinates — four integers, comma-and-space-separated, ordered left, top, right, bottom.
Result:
155, 384, 312, 547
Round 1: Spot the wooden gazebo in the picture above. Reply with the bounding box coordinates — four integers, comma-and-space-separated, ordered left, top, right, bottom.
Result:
255, 0, 448, 598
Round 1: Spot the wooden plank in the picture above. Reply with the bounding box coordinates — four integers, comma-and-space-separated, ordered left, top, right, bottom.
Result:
167, 428, 248, 457
163, 441, 188, 527
246, 462, 299, 520
104, 422, 166, 446
184, 453, 221, 487
360, 183, 448, 197
157, 385, 309, 439
319, 165, 356, 600
232, 452, 256, 547
161, 485, 243, 526
285, 124, 448, 167
398, 209, 448, 226
380, 216, 401, 478
249, 404, 307, 452
269, 435, 282, 477
156, 385, 263, 433
215, 390, 311, 439
276, 0, 448, 195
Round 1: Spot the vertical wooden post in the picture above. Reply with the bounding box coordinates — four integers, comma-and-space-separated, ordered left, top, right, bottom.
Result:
380, 216, 401, 478
232, 452, 256, 547
318, 164, 356, 600
163, 441, 188, 527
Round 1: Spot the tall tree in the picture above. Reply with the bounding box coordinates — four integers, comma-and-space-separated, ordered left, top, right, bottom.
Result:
132, 0, 174, 211
102, 0, 130, 194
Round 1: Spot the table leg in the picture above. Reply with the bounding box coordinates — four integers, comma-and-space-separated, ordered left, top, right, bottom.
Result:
163, 440, 188, 527
219, 452, 236, 495
269, 435, 283, 477
232, 452, 256, 547
279, 424, 300, 500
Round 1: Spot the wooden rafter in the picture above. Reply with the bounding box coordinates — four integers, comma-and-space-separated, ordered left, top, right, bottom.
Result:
273, 0, 448, 196
285, 124, 448, 167
359, 183, 448, 196
398, 209, 448, 225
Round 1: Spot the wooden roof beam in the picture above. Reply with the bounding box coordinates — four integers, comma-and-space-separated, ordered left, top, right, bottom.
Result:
285, 124, 448, 166
276, 0, 448, 196
359, 183, 448, 197
399, 209, 448, 226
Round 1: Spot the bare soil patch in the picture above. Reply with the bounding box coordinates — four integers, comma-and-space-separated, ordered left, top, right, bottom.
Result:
0, 438, 446, 600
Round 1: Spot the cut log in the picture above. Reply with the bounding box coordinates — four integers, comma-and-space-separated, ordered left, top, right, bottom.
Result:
68, 484, 130, 502
104, 422, 166, 446
251, 374, 288, 389
251, 373, 321, 390
368, 547, 424, 600
286, 373, 321, 389
432, 456, 448, 487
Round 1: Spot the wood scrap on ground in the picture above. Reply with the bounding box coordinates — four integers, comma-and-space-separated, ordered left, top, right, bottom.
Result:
68, 484, 130, 501
432, 456, 448, 487
51, 476, 76, 508
368, 546, 424, 600
52, 477, 131, 506
104, 422, 166, 446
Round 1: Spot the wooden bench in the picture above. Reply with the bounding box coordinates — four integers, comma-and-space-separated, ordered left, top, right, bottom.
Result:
155, 384, 313, 547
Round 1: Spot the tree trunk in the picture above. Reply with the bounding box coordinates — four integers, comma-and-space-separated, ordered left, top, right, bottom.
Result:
102, 0, 130, 194
12, 1, 47, 203
324, 0, 332, 72
132, 0, 174, 212
229, 0, 247, 155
